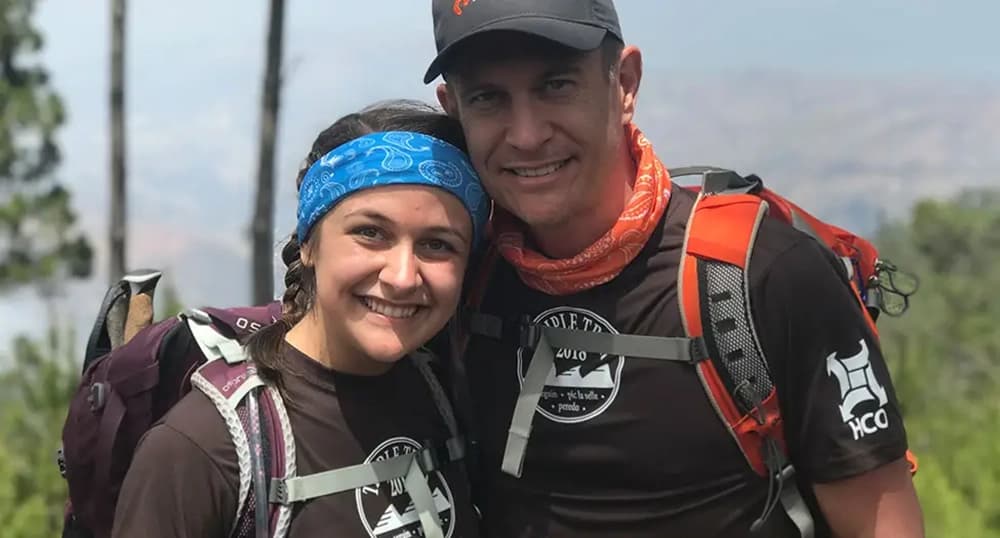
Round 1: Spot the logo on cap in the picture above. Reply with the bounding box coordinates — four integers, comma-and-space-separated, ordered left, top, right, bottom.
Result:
453, 0, 475, 16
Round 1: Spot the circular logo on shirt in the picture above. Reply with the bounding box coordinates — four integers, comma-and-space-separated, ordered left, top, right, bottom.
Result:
516, 307, 626, 424
355, 437, 456, 538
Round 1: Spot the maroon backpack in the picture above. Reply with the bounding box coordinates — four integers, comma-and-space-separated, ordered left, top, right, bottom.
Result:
58, 270, 282, 538
59, 270, 465, 538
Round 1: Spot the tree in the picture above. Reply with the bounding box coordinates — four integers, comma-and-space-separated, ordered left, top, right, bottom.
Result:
0, 0, 92, 290
0, 327, 78, 538
108, 0, 127, 283
875, 188, 1000, 537
251, 0, 285, 304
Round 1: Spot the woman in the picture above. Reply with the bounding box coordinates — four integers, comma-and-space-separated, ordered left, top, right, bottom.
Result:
112, 101, 489, 538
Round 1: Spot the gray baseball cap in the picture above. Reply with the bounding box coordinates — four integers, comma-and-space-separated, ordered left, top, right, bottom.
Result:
424, 0, 623, 83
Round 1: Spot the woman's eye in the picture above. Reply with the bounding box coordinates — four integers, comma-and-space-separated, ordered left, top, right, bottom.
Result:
353, 226, 383, 240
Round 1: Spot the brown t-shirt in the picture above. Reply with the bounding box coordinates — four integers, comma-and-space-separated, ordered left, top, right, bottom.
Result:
462, 187, 909, 537
112, 343, 480, 538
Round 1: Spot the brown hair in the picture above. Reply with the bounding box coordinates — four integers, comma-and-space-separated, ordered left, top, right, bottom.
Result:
243, 100, 468, 390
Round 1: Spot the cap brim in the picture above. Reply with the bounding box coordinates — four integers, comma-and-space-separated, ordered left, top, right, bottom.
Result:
423, 17, 608, 84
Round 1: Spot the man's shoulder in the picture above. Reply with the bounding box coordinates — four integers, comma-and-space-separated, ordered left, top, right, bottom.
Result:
748, 216, 825, 280
662, 183, 698, 231
665, 186, 826, 281
746, 216, 860, 325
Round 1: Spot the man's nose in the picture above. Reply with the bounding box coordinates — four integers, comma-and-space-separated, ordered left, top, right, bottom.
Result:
505, 97, 553, 152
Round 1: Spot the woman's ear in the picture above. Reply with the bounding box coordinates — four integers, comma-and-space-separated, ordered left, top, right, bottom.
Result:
299, 239, 314, 268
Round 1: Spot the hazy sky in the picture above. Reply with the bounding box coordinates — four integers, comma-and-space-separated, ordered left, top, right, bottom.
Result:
2, 0, 997, 356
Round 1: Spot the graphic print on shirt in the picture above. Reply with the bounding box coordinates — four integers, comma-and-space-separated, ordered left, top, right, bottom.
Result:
517, 306, 626, 424
826, 338, 890, 440
355, 437, 456, 538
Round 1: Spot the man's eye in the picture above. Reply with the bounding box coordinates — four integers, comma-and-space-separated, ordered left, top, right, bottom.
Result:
422, 238, 456, 253
467, 91, 497, 105
545, 79, 574, 92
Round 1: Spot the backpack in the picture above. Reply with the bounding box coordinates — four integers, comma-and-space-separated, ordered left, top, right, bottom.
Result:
59, 270, 465, 538
460, 166, 919, 538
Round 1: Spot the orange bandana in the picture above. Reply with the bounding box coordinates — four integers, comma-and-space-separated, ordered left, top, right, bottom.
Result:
491, 123, 672, 295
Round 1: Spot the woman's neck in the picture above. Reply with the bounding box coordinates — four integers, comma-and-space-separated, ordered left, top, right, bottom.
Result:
284, 311, 393, 376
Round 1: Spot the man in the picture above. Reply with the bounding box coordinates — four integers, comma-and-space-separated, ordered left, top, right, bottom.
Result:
423, 1, 924, 537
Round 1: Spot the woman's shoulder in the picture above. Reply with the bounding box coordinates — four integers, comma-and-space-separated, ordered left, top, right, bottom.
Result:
149, 387, 240, 483
112, 389, 242, 538
168, 386, 238, 446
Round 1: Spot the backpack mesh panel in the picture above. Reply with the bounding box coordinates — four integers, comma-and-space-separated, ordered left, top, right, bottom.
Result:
701, 260, 773, 413
234, 402, 256, 537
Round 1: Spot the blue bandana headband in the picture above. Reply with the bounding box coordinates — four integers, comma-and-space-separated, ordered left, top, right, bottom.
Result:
296, 131, 490, 246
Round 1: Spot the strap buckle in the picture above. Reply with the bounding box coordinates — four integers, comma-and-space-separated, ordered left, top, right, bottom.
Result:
518, 316, 541, 349
689, 336, 709, 363
444, 436, 466, 462
416, 445, 440, 474
270, 478, 289, 505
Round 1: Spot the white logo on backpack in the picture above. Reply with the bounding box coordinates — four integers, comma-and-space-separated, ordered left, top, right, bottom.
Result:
826, 339, 890, 440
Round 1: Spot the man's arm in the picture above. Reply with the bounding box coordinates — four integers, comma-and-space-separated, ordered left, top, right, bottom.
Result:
813, 457, 924, 537
750, 227, 924, 537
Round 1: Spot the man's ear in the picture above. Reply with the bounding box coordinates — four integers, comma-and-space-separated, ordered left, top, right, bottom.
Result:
436, 83, 459, 118
617, 45, 643, 125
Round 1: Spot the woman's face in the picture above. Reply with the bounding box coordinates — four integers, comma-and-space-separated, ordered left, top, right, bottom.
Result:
301, 184, 473, 374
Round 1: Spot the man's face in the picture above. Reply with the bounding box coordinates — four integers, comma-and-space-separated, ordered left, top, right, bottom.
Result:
438, 34, 637, 234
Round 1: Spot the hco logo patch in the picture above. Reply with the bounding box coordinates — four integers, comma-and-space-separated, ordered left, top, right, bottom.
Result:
826, 339, 890, 440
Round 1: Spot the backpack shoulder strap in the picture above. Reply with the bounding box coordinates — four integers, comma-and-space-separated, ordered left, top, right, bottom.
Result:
411, 350, 466, 464
680, 188, 817, 536
679, 190, 783, 476
186, 312, 295, 538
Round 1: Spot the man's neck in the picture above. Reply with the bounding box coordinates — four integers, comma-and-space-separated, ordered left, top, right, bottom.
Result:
533, 141, 636, 259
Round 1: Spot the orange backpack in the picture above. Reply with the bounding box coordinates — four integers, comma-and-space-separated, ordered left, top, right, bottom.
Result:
458, 166, 919, 537
674, 167, 918, 535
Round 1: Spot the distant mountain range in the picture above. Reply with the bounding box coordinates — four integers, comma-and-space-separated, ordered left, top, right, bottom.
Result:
2, 71, 997, 362
639, 70, 1000, 234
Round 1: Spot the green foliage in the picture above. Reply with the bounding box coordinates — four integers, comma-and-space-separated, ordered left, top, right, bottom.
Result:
0, 0, 92, 291
876, 188, 1000, 536
0, 327, 78, 538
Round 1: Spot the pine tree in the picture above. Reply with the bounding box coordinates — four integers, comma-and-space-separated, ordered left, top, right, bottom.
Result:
0, 0, 92, 290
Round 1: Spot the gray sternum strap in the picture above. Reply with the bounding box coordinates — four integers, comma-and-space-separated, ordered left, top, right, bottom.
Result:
502, 330, 555, 478
502, 327, 701, 477
270, 450, 444, 538
538, 326, 707, 362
